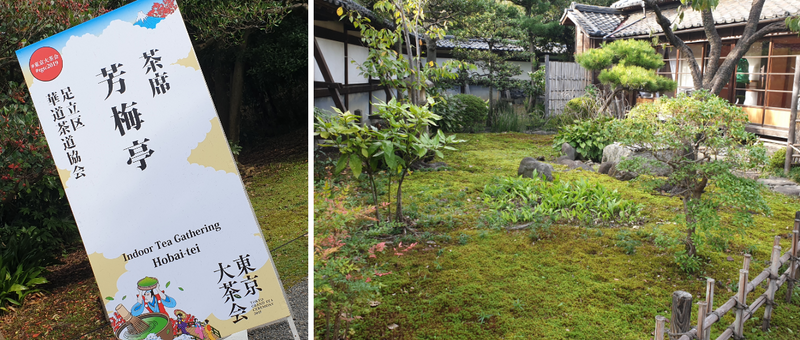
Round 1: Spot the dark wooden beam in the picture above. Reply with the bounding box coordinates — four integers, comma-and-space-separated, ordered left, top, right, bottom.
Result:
314, 37, 346, 112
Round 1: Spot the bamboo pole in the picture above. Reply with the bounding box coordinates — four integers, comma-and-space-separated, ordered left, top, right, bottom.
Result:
733, 269, 748, 339
655, 315, 667, 340
704, 278, 715, 340
697, 302, 707, 340
762, 244, 782, 330
785, 56, 800, 174
788, 212, 800, 302
787, 229, 799, 303
677, 257, 800, 340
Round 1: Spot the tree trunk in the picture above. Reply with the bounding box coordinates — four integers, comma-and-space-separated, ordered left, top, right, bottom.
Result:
212, 57, 230, 134
228, 29, 251, 145
488, 84, 494, 126
645, 0, 786, 95
426, 34, 437, 65
395, 169, 408, 222
529, 42, 537, 108
366, 169, 382, 225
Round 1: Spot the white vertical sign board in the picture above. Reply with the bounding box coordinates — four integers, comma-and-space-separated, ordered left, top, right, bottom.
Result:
15, 1, 292, 339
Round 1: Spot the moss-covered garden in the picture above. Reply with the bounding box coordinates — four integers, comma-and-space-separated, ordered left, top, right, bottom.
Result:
314, 132, 800, 340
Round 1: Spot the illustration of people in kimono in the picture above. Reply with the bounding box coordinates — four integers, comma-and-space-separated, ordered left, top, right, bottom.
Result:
131, 276, 177, 316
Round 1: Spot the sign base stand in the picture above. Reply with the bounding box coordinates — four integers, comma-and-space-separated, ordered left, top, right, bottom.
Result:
287, 315, 301, 340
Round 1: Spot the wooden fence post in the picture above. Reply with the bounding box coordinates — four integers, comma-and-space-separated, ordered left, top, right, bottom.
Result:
763, 243, 782, 330
703, 278, 714, 340
654, 315, 666, 340
785, 56, 800, 175
696, 302, 707, 340
787, 228, 799, 303
544, 54, 550, 117
669, 291, 692, 340
734, 269, 749, 339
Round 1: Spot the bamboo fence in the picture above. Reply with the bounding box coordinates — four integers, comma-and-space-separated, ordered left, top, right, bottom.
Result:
654, 212, 800, 340
544, 55, 590, 117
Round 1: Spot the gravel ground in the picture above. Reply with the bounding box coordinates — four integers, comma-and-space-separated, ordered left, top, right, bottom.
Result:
248, 278, 309, 340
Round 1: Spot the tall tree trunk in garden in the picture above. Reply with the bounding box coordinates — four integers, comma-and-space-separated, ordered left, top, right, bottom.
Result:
426, 34, 437, 65
395, 169, 408, 222
227, 29, 251, 145
212, 56, 230, 134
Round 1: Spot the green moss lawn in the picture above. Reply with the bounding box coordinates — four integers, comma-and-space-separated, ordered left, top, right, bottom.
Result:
320, 132, 800, 340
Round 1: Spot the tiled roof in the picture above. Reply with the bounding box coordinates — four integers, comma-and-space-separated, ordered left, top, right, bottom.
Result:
436, 36, 568, 54
436, 36, 526, 52
561, 3, 626, 37
563, 0, 800, 38
613, 0, 800, 37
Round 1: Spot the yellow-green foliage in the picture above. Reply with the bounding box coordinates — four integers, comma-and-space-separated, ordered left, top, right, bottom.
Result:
770, 147, 787, 169
319, 132, 800, 339
576, 39, 675, 94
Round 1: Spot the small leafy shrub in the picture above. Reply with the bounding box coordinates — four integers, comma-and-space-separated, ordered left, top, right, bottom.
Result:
491, 102, 530, 133
434, 94, 488, 133
614, 230, 641, 255
769, 147, 787, 169
552, 117, 612, 162
563, 96, 596, 120
674, 250, 701, 274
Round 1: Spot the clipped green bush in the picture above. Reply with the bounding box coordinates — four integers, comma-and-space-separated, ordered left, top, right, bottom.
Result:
552, 117, 613, 162
434, 94, 488, 132
769, 147, 787, 169
563, 96, 596, 120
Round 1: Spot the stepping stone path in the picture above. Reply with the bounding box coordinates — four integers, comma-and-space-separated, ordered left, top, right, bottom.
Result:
757, 177, 800, 196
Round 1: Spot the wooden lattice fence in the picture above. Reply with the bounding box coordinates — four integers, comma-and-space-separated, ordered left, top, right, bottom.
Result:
654, 212, 800, 340
544, 55, 591, 117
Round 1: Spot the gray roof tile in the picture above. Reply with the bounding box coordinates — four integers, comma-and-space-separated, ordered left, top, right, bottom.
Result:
565, 0, 800, 38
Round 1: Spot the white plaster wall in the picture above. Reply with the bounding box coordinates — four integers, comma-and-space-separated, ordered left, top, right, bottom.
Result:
348, 92, 370, 123
348, 44, 370, 84
315, 38, 345, 83
314, 97, 339, 114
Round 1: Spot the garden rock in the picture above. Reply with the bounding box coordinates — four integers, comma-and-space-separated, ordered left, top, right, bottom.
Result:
757, 177, 800, 196
598, 162, 613, 174
601, 143, 672, 176
607, 163, 637, 181
556, 158, 594, 172
411, 161, 448, 170
561, 143, 576, 161
517, 157, 554, 181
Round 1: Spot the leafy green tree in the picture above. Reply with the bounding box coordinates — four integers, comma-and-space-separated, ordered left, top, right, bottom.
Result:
608, 91, 769, 269
575, 39, 676, 115
180, 0, 306, 143
453, 0, 527, 124
372, 98, 462, 221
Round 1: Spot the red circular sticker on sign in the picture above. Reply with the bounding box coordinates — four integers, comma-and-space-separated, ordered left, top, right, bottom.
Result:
29, 47, 63, 82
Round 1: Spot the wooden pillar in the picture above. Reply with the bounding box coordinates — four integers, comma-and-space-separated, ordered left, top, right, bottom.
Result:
785, 55, 800, 174
733, 269, 749, 339
544, 54, 550, 117
786, 216, 799, 303
762, 243, 782, 330
669, 291, 692, 340
696, 302, 707, 340
654, 315, 666, 340
703, 278, 714, 340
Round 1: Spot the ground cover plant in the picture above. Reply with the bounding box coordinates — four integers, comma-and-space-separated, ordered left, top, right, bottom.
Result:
314, 132, 800, 339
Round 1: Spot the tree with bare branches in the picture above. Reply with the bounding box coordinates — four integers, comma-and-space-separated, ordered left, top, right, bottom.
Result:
644, 0, 787, 95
